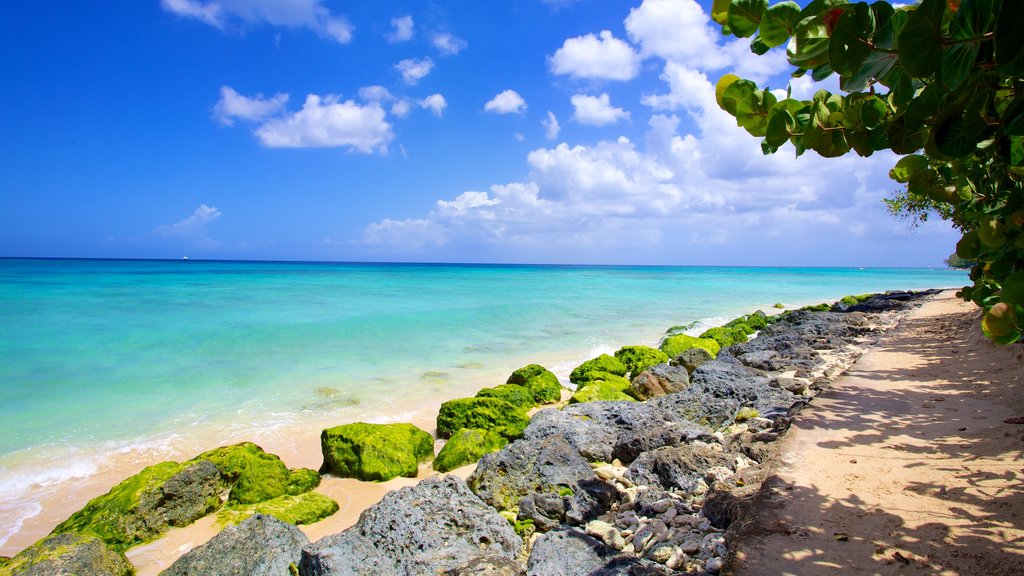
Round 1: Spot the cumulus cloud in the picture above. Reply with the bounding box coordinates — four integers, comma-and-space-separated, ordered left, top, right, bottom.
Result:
387, 15, 413, 42
549, 30, 640, 81
571, 93, 630, 126
390, 99, 413, 118
484, 89, 527, 114
395, 57, 435, 85
213, 86, 288, 126
421, 94, 447, 117
255, 94, 393, 152
432, 32, 467, 55
542, 111, 561, 140
160, 0, 353, 43
153, 204, 222, 240
358, 85, 393, 103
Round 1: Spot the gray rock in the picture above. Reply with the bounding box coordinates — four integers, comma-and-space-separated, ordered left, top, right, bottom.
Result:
301, 475, 520, 576
469, 436, 614, 525
670, 347, 714, 374
626, 444, 735, 493
611, 420, 710, 465
628, 364, 689, 400
650, 387, 740, 429
524, 408, 617, 462
447, 554, 526, 576
526, 527, 673, 576
162, 514, 307, 576
735, 350, 781, 371
518, 491, 567, 532
3, 533, 132, 576
688, 354, 798, 417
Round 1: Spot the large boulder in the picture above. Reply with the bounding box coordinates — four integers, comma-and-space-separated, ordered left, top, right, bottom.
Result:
523, 408, 618, 462
437, 397, 530, 440
197, 442, 320, 505
627, 364, 689, 400
670, 346, 714, 375
569, 355, 628, 384
320, 422, 433, 481
448, 554, 526, 575
476, 384, 536, 411
569, 380, 634, 404
613, 346, 669, 378
217, 491, 339, 526
651, 387, 741, 429
300, 476, 521, 576
506, 364, 562, 404
689, 354, 798, 416
162, 514, 308, 576
698, 326, 749, 348
526, 527, 672, 576
659, 334, 720, 359
625, 443, 735, 493
1, 534, 132, 576
434, 428, 508, 472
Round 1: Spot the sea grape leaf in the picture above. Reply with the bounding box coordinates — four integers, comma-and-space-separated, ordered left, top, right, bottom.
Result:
887, 115, 927, 154
1002, 271, 1024, 306
716, 74, 746, 114
943, 41, 981, 92
1011, 135, 1024, 166
1003, 95, 1024, 136
758, 1, 801, 48
750, 36, 771, 55
996, 0, 1024, 75
842, 49, 899, 92
728, 0, 768, 38
736, 89, 778, 137
889, 154, 930, 183
829, 5, 873, 76
788, 14, 832, 69
897, 0, 945, 78
712, 0, 731, 25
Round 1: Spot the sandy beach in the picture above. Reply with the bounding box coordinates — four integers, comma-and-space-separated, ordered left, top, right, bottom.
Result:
728, 291, 1024, 575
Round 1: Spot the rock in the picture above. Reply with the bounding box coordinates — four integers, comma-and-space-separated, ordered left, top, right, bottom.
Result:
659, 334, 720, 359
688, 354, 798, 417
1, 534, 132, 576
524, 408, 618, 462
569, 354, 628, 384
434, 428, 509, 472
670, 347, 714, 375
613, 346, 670, 378
506, 364, 562, 404
701, 488, 743, 530
626, 444, 735, 493
447, 554, 526, 576
612, 420, 710, 465
706, 556, 724, 574
162, 514, 307, 576
476, 384, 537, 411
569, 380, 635, 404
628, 364, 689, 400
216, 491, 339, 526
437, 397, 530, 440
736, 350, 781, 371
52, 459, 224, 550
698, 326, 748, 348
197, 442, 321, 505
651, 388, 741, 429
320, 422, 433, 481
517, 491, 567, 532
301, 476, 521, 576
526, 527, 673, 576
468, 436, 613, 524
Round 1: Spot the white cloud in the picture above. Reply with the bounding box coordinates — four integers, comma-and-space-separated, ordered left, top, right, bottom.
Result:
358, 85, 393, 103
387, 15, 414, 42
213, 86, 288, 126
542, 111, 561, 140
484, 89, 527, 114
359, 218, 446, 249
624, 0, 727, 69
549, 30, 640, 81
395, 57, 435, 85
421, 94, 447, 117
153, 204, 222, 240
391, 99, 412, 118
254, 94, 393, 152
160, 0, 353, 43
571, 93, 630, 126
432, 32, 467, 55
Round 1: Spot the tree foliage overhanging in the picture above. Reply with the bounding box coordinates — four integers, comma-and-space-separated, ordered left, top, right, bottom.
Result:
712, 0, 1024, 343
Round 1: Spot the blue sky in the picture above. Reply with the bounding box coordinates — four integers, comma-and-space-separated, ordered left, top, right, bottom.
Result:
0, 0, 956, 266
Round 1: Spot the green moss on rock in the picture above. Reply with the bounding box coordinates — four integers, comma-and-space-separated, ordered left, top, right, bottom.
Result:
217, 492, 339, 526
699, 326, 749, 348
735, 407, 759, 422
799, 303, 831, 312
475, 384, 536, 411
569, 354, 627, 384
506, 364, 562, 404
433, 428, 508, 472
773, 303, 785, 309
659, 334, 721, 359
320, 422, 434, 482
436, 397, 530, 440
613, 345, 669, 377
568, 381, 636, 404
1, 533, 132, 576
197, 442, 319, 505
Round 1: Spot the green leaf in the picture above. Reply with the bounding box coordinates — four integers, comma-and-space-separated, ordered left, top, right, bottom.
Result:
890, 154, 930, 183
712, 0, 732, 26
996, 0, 1024, 75
1003, 95, 1024, 136
942, 42, 981, 91
787, 14, 831, 69
728, 0, 768, 38
887, 115, 927, 154
750, 36, 771, 55
934, 113, 978, 158
904, 83, 944, 132
1002, 271, 1024, 305
758, 1, 801, 48
842, 50, 898, 92
897, 0, 945, 78
718, 75, 754, 115
829, 5, 872, 76
736, 89, 778, 137
1011, 135, 1024, 166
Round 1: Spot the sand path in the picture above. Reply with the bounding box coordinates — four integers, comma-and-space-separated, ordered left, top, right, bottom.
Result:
729, 292, 1024, 575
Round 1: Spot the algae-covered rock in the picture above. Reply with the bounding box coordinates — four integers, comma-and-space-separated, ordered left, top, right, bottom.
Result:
659, 333, 720, 359
568, 354, 627, 384
612, 345, 669, 377
52, 459, 224, 551
437, 397, 530, 440
568, 381, 635, 404
198, 442, 320, 505
2, 533, 133, 576
699, 326, 749, 348
476, 384, 536, 411
670, 346, 715, 375
320, 422, 433, 481
627, 364, 689, 400
217, 492, 340, 526
163, 514, 308, 576
433, 428, 508, 472
507, 364, 562, 404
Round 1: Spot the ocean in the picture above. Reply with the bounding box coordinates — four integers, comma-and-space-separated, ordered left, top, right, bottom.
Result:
0, 258, 965, 551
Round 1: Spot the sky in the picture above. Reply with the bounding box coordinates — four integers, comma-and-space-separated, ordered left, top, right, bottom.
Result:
0, 0, 958, 266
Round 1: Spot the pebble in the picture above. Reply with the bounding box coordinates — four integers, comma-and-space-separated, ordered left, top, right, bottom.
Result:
706, 557, 724, 574
680, 539, 700, 554
650, 544, 674, 564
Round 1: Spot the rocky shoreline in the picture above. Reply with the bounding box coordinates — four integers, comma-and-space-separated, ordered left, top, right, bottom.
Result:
0, 290, 942, 576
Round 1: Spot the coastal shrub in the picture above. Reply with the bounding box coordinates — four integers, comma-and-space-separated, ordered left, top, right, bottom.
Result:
699, 326, 749, 348
569, 381, 635, 404
659, 334, 720, 359
568, 354, 627, 384
613, 345, 669, 377
197, 442, 319, 505
217, 492, 339, 526
506, 364, 562, 404
475, 383, 536, 411
319, 422, 433, 482
433, 428, 508, 472
0, 533, 132, 576
436, 397, 530, 440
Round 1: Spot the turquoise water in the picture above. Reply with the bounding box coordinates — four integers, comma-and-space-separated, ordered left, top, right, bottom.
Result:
0, 258, 965, 547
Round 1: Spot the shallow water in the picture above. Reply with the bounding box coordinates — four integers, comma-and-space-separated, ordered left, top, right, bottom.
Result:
0, 258, 965, 550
